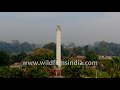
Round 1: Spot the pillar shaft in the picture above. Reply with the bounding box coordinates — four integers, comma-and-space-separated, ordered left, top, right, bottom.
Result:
56, 25, 61, 68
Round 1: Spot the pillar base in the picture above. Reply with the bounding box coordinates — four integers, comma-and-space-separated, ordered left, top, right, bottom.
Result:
54, 67, 62, 76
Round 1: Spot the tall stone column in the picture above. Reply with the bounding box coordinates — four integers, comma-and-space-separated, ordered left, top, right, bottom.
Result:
56, 25, 61, 68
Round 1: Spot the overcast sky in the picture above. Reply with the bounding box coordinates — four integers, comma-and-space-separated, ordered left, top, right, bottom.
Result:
0, 12, 120, 45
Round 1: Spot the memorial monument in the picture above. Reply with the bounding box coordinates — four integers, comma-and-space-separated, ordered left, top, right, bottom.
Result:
55, 25, 62, 77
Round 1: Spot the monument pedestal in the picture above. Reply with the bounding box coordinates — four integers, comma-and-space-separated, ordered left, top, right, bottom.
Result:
55, 68, 61, 76
53, 68, 64, 78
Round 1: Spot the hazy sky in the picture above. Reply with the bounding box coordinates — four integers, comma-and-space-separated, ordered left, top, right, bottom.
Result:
0, 12, 120, 45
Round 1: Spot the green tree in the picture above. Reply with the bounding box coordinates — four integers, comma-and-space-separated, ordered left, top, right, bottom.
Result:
27, 66, 48, 78
0, 66, 11, 78
112, 56, 120, 78
81, 66, 94, 77
86, 51, 98, 61
101, 59, 114, 77
101, 56, 120, 78
9, 68, 24, 78
61, 45, 70, 57
21, 42, 34, 52
73, 46, 83, 56
42, 66, 55, 76
0, 66, 24, 78
0, 50, 10, 66
98, 41, 108, 55
62, 65, 82, 78
10, 51, 27, 64
43, 42, 56, 53
23, 55, 33, 61
83, 45, 89, 54
31, 48, 55, 61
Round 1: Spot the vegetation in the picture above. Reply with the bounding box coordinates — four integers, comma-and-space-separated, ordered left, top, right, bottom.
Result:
101, 56, 120, 78
0, 40, 35, 53
0, 66, 49, 78
10, 51, 27, 64
86, 51, 98, 61
43, 42, 56, 53
31, 48, 55, 61
0, 50, 10, 66
1, 40, 120, 56
27, 66, 49, 78
0, 41, 120, 78
62, 65, 82, 78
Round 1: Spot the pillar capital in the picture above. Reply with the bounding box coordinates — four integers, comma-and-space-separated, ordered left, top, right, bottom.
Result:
56, 25, 61, 31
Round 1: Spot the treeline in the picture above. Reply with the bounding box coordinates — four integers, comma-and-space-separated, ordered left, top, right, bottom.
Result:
0, 40, 36, 53
43, 41, 120, 57
93, 41, 120, 56
63, 41, 120, 56
0, 40, 120, 56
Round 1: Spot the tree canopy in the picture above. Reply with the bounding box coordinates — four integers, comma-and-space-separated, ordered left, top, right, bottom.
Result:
31, 48, 55, 61
86, 51, 98, 61
0, 50, 10, 66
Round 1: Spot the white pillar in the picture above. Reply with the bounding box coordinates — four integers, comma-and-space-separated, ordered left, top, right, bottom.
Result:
56, 25, 61, 68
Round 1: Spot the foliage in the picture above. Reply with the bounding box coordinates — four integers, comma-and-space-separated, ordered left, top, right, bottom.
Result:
101, 56, 120, 78
0, 40, 36, 53
0, 66, 49, 78
94, 41, 120, 56
83, 45, 89, 54
86, 51, 98, 61
0, 66, 23, 78
42, 66, 55, 76
27, 66, 48, 78
72, 46, 83, 56
0, 66, 11, 78
81, 66, 94, 77
31, 48, 55, 61
9, 68, 24, 78
23, 55, 33, 61
0, 50, 10, 66
10, 52, 27, 64
61, 45, 70, 57
62, 65, 82, 78
43, 42, 56, 53
1, 40, 120, 56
